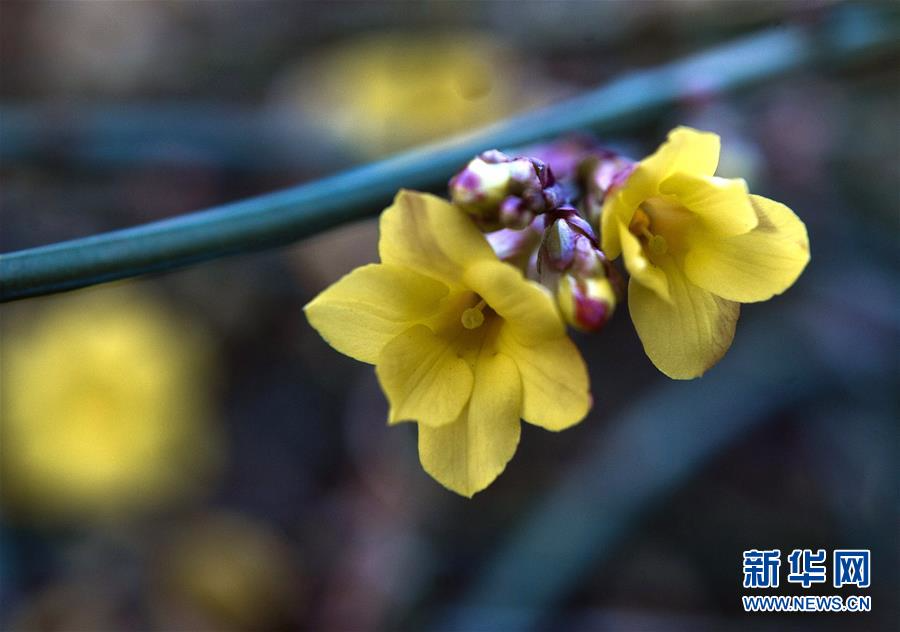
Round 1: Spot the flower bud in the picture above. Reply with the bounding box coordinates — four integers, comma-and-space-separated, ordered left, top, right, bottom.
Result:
538, 207, 601, 276
557, 274, 616, 333
588, 151, 636, 196
498, 196, 535, 230
541, 216, 578, 271
570, 232, 606, 277
583, 152, 636, 226
485, 224, 543, 273
536, 206, 618, 332
518, 134, 600, 182
449, 151, 563, 231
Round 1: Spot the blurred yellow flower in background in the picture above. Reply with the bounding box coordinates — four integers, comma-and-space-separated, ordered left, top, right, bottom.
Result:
601, 127, 810, 379
272, 32, 548, 156
0, 286, 222, 524
152, 512, 299, 632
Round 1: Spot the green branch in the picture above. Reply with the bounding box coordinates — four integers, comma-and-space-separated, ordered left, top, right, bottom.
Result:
1, 7, 895, 302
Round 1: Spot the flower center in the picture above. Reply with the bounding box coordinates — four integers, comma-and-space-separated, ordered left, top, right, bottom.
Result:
629, 197, 694, 258
461, 298, 487, 329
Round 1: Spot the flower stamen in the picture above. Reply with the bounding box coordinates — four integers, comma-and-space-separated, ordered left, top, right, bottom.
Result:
648, 233, 668, 255
461, 298, 487, 329
633, 207, 668, 255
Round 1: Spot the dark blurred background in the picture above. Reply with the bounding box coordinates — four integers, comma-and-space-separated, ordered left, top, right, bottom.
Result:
0, 1, 897, 631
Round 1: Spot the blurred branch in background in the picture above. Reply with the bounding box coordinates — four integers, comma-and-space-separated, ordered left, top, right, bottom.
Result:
1, 3, 896, 302
0, 103, 352, 173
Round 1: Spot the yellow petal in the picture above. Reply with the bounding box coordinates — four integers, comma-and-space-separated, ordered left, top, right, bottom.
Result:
640, 126, 720, 181
684, 195, 810, 303
463, 259, 563, 342
628, 259, 739, 379
417, 352, 521, 497
304, 264, 449, 364
378, 190, 494, 287
498, 325, 590, 430
600, 196, 623, 259
599, 164, 656, 259
376, 324, 474, 427
659, 173, 757, 236
601, 127, 720, 259
618, 222, 670, 302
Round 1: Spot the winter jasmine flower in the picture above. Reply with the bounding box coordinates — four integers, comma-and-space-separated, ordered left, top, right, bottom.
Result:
600, 127, 810, 378
305, 191, 590, 496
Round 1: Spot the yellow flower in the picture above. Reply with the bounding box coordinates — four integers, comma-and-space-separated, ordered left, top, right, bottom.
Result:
153, 513, 297, 630
305, 191, 590, 496
0, 287, 221, 524
601, 127, 810, 379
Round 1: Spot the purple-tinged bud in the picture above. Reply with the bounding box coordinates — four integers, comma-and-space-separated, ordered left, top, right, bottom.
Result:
541, 183, 564, 210
448, 154, 512, 212
606, 162, 636, 194
498, 196, 535, 230
541, 218, 578, 271
557, 274, 616, 333
583, 152, 636, 226
449, 150, 563, 231
552, 207, 596, 242
478, 149, 510, 165
538, 207, 601, 277
518, 135, 601, 183
486, 216, 545, 271
570, 232, 606, 277
517, 136, 635, 204
588, 151, 635, 196
537, 206, 618, 332
530, 158, 556, 188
